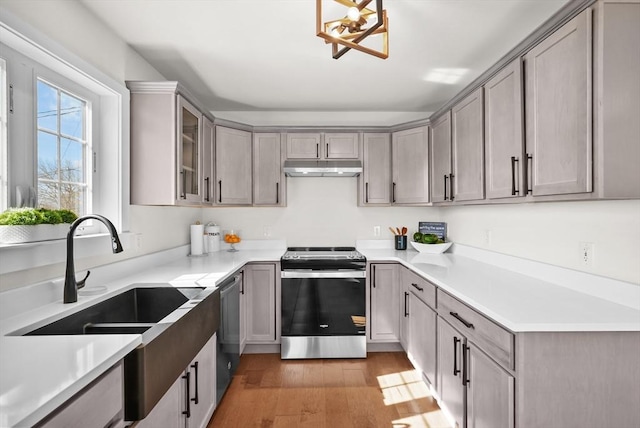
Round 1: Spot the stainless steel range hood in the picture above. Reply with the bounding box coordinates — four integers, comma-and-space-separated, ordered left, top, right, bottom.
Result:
283, 160, 362, 177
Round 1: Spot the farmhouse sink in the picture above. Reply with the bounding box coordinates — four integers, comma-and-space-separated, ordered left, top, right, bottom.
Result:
15, 283, 220, 421
25, 287, 204, 336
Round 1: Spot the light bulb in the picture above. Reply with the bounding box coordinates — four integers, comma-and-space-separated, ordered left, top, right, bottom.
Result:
347, 6, 360, 22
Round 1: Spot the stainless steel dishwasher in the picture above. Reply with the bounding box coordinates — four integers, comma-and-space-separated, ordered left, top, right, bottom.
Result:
216, 272, 241, 405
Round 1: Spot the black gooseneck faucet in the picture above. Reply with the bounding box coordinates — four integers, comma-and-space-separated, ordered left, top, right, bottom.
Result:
63, 214, 124, 303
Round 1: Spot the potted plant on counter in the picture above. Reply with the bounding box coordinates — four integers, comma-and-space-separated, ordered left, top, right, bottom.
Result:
0, 208, 78, 244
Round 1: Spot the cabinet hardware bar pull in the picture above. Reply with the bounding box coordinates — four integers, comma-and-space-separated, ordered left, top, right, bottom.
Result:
365, 182, 369, 203
462, 344, 470, 386
526, 154, 533, 194
450, 311, 474, 329
326, 143, 329, 157
180, 170, 186, 199
411, 283, 424, 292
453, 336, 460, 376
182, 371, 191, 418
372, 265, 376, 288
444, 174, 448, 201
404, 291, 409, 317
276, 182, 279, 204
205, 177, 210, 201
316, 143, 319, 159
218, 180, 222, 203
237, 273, 244, 294
511, 156, 520, 195
449, 174, 455, 201
9, 84, 14, 113
191, 361, 199, 404
392, 183, 396, 203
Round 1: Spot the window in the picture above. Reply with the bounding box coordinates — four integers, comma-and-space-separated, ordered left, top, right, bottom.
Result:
36, 79, 90, 215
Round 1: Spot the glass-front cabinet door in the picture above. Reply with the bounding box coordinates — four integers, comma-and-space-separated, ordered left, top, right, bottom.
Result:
177, 96, 202, 203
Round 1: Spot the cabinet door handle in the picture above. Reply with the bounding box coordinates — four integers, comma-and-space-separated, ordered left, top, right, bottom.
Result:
510, 157, 519, 196
9, 84, 14, 113
218, 180, 222, 203
404, 291, 409, 317
191, 361, 199, 405
450, 311, 474, 329
392, 182, 396, 203
462, 343, 470, 386
205, 177, 210, 201
316, 143, 319, 159
449, 174, 455, 201
443, 174, 448, 201
453, 336, 460, 376
326, 143, 329, 157
411, 282, 423, 292
365, 182, 369, 203
182, 371, 191, 418
526, 154, 533, 195
372, 265, 376, 288
276, 182, 279, 204
180, 170, 186, 199
236, 274, 244, 294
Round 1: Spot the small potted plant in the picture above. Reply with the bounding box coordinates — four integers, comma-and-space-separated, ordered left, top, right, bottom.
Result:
0, 208, 78, 244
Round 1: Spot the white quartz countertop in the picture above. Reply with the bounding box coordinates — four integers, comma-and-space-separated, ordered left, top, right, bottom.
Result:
2, 243, 639, 426
359, 247, 640, 333
0, 248, 284, 428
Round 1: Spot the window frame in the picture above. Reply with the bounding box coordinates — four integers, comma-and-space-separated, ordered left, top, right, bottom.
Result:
0, 13, 130, 274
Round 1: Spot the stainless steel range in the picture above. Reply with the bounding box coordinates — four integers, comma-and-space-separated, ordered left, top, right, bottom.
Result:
280, 247, 367, 359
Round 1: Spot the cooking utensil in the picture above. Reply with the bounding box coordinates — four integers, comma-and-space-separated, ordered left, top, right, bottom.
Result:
396, 227, 402, 235
401, 227, 407, 235
389, 227, 397, 235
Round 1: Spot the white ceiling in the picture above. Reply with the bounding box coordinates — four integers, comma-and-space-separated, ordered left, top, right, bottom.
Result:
80, 0, 569, 126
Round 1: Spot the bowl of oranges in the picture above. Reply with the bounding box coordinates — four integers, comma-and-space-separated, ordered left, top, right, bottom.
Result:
223, 229, 241, 252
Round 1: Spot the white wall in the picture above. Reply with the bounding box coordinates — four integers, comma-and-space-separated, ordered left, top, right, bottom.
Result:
442, 200, 640, 284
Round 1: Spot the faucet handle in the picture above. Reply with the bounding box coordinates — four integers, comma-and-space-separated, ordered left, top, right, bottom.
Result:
77, 270, 91, 289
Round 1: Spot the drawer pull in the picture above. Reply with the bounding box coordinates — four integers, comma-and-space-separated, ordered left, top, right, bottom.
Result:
450, 311, 474, 329
404, 291, 409, 317
411, 283, 424, 292
462, 344, 470, 386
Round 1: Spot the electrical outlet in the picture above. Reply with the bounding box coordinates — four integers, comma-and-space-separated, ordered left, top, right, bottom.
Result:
263, 226, 272, 237
484, 229, 492, 245
373, 226, 381, 237
135, 233, 142, 250
580, 242, 594, 266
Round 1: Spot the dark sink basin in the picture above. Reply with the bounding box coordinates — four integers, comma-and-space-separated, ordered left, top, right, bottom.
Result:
25, 287, 203, 336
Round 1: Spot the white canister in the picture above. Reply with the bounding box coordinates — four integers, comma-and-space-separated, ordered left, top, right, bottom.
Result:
205, 223, 221, 252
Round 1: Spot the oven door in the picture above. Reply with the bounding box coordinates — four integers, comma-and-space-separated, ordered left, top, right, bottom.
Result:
281, 270, 366, 359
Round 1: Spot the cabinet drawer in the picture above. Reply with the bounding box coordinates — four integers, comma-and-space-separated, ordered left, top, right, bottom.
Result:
403, 268, 436, 309
437, 290, 514, 370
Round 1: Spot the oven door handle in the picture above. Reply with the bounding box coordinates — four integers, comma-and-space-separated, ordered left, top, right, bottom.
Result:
281, 271, 366, 279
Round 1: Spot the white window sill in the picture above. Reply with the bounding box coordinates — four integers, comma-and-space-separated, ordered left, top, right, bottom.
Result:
0, 232, 134, 275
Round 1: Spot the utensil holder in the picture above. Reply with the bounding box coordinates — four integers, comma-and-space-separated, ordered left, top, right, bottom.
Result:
395, 235, 407, 250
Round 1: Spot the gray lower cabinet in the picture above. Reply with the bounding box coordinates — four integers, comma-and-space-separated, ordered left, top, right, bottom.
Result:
483, 59, 525, 200
407, 292, 437, 387
451, 87, 485, 202
244, 263, 278, 343
437, 317, 514, 428
524, 8, 592, 197
430, 112, 452, 203
369, 263, 399, 342
253, 133, 284, 206
215, 126, 252, 205
37, 362, 125, 428
135, 334, 216, 428
360, 133, 391, 206
391, 126, 429, 204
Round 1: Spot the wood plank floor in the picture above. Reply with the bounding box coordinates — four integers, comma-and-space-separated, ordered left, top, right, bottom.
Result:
207, 352, 451, 428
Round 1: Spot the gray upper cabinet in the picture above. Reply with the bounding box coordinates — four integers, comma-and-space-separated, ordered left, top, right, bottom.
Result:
253, 133, 284, 206
452, 87, 485, 202
591, 0, 640, 199
360, 133, 391, 205
524, 8, 592, 197
391, 126, 429, 205
128, 82, 206, 206
202, 117, 215, 205
324, 133, 360, 159
484, 59, 525, 200
215, 126, 252, 205
430, 112, 452, 203
285, 133, 322, 159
